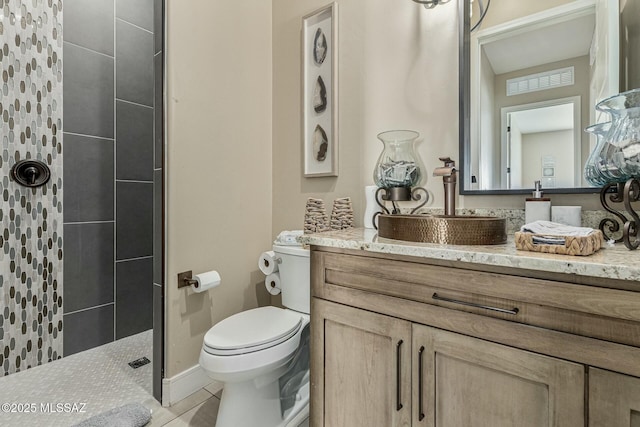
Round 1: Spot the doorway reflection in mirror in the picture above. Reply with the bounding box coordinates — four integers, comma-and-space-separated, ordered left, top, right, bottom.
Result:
466, 0, 624, 192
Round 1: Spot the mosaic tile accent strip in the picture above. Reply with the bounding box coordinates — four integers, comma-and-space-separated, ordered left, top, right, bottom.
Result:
0, 0, 63, 376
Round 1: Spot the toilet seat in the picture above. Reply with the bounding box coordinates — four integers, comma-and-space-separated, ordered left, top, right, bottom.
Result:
203, 306, 304, 356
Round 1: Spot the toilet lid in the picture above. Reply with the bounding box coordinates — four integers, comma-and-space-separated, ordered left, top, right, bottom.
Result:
203, 306, 303, 355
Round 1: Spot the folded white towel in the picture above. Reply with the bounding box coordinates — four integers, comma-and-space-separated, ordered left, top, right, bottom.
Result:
275, 230, 304, 246
520, 220, 595, 237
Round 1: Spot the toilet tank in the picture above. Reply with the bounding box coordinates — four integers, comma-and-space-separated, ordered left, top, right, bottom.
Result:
273, 244, 310, 314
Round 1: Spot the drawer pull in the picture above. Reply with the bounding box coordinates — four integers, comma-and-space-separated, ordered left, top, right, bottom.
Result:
432, 293, 519, 315
396, 339, 403, 411
418, 345, 425, 421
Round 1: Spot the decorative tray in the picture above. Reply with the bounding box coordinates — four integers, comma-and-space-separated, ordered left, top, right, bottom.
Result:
514, 230, 603, 256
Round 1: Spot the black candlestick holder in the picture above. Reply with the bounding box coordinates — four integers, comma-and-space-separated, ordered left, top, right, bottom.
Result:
372, 186, 429, 229
599, 178, 640, 250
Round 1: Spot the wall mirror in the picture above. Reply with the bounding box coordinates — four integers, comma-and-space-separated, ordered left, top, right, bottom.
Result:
460, 0, 639, 194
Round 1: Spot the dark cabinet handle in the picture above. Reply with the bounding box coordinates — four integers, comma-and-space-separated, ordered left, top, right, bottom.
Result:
396, 339, 403, 411
432, 293, 519, 315
418, 345, 425, 421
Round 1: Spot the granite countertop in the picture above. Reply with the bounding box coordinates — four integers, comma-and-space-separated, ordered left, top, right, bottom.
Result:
299, 228, 640, 282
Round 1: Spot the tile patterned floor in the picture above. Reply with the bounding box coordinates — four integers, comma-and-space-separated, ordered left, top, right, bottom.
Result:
0, 330, 222, 426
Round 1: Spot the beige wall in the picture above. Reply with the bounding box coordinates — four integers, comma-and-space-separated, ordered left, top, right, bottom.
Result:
273, 0, 461, 231
165, 0, 273, 377
272, 0, 601, 227
272, 0, 366, 232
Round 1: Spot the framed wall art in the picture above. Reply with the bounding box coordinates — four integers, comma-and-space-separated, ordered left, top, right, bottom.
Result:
302, 3, 338, 177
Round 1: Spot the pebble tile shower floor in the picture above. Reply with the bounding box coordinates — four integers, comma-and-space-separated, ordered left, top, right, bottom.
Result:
0, 330, 221, 426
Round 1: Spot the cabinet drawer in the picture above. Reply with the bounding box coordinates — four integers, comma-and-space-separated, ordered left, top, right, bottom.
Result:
312, 251, 640, 347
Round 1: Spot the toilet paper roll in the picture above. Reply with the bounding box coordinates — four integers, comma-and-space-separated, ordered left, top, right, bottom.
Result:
258, 251, 279, 275
265, 272, 282, 296
192, 270, 221, 293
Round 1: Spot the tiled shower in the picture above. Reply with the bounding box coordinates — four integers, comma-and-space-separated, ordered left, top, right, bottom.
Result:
62, 0, 155, 356
1, 0, 164, 399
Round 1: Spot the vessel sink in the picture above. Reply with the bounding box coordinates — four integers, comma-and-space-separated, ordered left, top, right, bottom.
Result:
377, 214, 507, 245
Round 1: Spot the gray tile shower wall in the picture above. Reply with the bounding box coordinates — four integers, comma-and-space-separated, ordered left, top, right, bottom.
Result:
63, 223, 114, 312
115, 257, 152, 339
63, 43, 114, 138
64, 0, 114, 56
62, 133, 114, 222
116, 19, 154, 107
63, 304, 114, 356
0, 0, 64, 376
116, 181, 153, 260
113, 2, 154, 342
116, 100, 153, 181
62, 0, 155, 358
117, 0, 154, 32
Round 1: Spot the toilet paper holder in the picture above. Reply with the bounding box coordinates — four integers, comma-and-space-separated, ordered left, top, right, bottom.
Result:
263, 257, 282, 269
177, 270, 199, 289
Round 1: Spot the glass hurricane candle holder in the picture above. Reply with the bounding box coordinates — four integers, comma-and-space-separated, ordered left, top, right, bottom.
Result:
583, 122, 623, 186
596, 88, 640, 179
373, 130, 422, 190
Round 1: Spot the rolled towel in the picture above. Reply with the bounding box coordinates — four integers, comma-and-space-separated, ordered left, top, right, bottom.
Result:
72, 403, 151, 427
521, 220, 595, 237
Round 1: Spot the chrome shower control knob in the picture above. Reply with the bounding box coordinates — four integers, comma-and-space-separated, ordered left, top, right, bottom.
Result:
10, 159, 51, 188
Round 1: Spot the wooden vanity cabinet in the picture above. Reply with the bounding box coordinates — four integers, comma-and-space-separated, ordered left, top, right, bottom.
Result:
310, 247, 640, 427
413, 324, 584, 427
311, 299, 412, 427
313, 298, 584, 427
589, 368, 640, 427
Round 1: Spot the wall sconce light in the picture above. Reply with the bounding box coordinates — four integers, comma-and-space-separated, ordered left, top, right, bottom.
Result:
411, 0, 442, 9
412, 0, 490, 32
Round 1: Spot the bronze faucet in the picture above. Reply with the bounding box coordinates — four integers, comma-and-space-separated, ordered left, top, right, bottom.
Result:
433, 157, 456, 216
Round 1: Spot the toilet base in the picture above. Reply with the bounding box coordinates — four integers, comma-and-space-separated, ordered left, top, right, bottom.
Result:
215, 376, 309, 427
216, 379, 281, 427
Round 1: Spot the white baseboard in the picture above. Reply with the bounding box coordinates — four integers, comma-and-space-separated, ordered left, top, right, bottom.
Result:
162, 364, 212, 407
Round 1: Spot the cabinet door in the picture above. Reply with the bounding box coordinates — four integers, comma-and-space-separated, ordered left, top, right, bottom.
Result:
590, 368, 640, 427
311, 298, 412, 427
412, 324, 584, 427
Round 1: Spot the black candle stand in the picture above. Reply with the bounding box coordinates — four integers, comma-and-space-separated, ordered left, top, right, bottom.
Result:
372, 187, 429, 230
599, 178, 640, 250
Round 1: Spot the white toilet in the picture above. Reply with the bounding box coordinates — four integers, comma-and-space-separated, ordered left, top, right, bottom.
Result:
199, 244, 310, 427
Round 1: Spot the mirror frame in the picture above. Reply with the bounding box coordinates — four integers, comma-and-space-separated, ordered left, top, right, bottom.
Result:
458, 0, 601, 195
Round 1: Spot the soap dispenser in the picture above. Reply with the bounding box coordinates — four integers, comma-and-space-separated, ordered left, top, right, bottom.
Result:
525, 181, 551, 224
